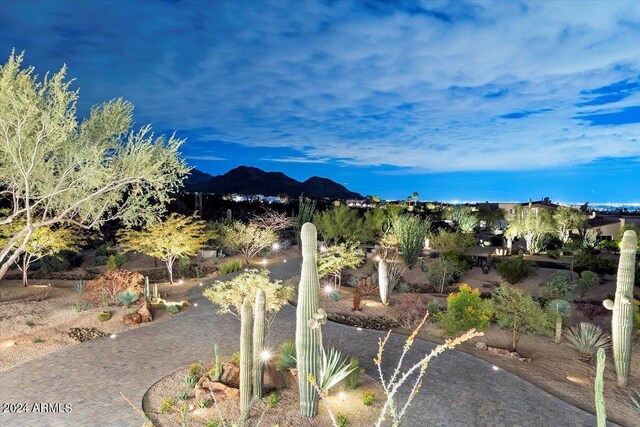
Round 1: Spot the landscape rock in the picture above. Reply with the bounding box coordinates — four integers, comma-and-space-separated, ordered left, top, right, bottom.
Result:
68, 327, 107, 342
137, 302, 153, 322
121, 312, 142, 326
486, 345, 530, 362
220, 362, 240, 388
475, 341, 488, 350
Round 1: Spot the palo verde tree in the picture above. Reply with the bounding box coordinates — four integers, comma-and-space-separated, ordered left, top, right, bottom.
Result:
0, 52, 189, 279
505, 204, 555, 254
221, 221, 278, 263
446, 205, 479, 233
0, 222, 83, 286
317, 241, 365, 291
118, 213, 208, 283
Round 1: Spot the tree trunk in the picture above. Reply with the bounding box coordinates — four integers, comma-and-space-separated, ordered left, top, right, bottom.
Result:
0, 228, 33, 281
512, 323, 517, 352
555, 316, 562, 344
166, 258, 174, 284
22, 254, 31, 287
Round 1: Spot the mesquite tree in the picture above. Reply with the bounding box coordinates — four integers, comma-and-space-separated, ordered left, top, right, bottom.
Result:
0, 52, 188, 279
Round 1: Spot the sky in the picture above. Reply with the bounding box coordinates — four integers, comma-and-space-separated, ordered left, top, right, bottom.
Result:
1, 0, 639, 203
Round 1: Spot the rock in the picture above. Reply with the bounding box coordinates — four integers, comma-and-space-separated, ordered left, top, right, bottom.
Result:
137, 302, 153, 322
121, 312, 142, 326
224, 387, 239, 400
475, 341, 488, 350
220, 362, 240, 388
262, 363, 286, 393
68, 327, 107, 342
195, 387, 209, 402
487, 346, 511, 356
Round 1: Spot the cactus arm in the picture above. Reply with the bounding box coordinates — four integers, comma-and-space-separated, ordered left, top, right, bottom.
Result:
595, 348, 607, 426
240, 299, 253, 414
252, 289, 266, 399
295, 223, 321, 417
603, 299, 614, 311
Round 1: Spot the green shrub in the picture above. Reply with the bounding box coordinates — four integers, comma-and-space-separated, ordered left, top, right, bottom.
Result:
437, 284, 491, 336
496, 257, 536, 284
564, 322, 611, 362
425, 258, 463, 294
336, 414, 351, 427
25, 320, 35, 327
95, 243, 118, 258
32, 337, 45, 343
396, 280, 410, 293
544, 271, 574, 298
430, 230, 476, 258
40, 253, 71, 273
219, 259, 243, 275
197, 399, 210, 409
167, 304, 180, 314
231, 351, 241, 367
205, 421, 222, 427
267, 392, 280, 408
184, 374, 198, 388
427, 299, 440, 315
105, 253, 127, 270
277, 340, 296, 371
177, 390, 189, 401
573, 252, 615, 275
362, 390, 375, 406
94, 255, 109, 266
160, 397, 174, 414
97, 311, 112, 321
576, 271, 600, 296
188, 363, 202, 376
116, 289, 139, 306
72, 302, 92, 313
392, 215, 431, 267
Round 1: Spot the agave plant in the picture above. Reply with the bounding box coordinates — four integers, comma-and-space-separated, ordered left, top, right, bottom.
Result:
317, 347, 356, 393
631, 389, 640, 414
564, 322, 611, 362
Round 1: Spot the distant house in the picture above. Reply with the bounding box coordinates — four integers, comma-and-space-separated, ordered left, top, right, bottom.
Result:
499, 197, 558, 215
581, 214, 640, 240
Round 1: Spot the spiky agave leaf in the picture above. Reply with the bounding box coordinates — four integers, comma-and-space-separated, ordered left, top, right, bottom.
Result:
564, 322, 611, 361
318, 347, 356, 393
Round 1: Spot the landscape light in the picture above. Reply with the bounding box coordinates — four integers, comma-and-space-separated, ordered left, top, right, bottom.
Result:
324, 285, 334, 295
357, 327, 362, 331
199, 282, 203, 287
339, 391, 346, 401
193, 303, 198, 307
375, 255, 381, 262
283, 259, 287, 263
260, 350, 272, 362
492, 365, 499, 371
319, 244, 328, 253
110, 334, 117, 339
272, 242, 280, 251
261, 259, 268, 265
178, 279, 184, 285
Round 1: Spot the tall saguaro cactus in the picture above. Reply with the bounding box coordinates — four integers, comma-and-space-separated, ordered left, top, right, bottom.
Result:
240, 299, 253, 414
603, 229, 637, 387
296, 222, 321, 417
595, 348, 607, 426
252, 289, 266, 399
378, 258, 390, 305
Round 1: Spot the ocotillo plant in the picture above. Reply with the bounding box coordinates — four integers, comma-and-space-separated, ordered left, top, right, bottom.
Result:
212, 344, 222, 381
378, 259, 390, 305
296, 222, 321, 417
252, 289, 266, 399
603, 229, 637, 386
595, 348, 607, 426
240, 299, 253, 414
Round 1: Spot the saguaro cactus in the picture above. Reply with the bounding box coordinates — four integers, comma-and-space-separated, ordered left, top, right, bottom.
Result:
144, 276, 150, 301
252, 289, 266, 399
296, 222, 321, 417
378, 259, 390, 305
603, 230, 637, 387
595, 348, 607, 426
240, 299, 253, 414
226, 208, 232, 224
213, 344, 222, 382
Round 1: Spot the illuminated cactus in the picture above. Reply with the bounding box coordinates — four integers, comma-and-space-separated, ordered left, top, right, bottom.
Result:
252, 288, 266, 399
603, 230, 637, 387
226, 208, 232, 224
212, 344, 222, 382
378, 259, 390, 305
595, 348, 607, 426
296, 223, 321, 417
240, 299, 253, 414
144, 276, 150, 301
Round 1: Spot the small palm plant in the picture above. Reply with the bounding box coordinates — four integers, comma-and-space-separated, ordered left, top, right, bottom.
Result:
564, 322, 611, 363
547, 299, 571, 344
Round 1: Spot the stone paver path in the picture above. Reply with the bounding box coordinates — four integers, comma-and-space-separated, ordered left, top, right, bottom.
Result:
0, 259, 606, 426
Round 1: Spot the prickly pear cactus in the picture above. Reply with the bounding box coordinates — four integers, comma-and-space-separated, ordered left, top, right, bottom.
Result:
240, 299, 253, 414
378, 259, 390, 305
603, 229, 637, 387
295, 223, 321, 417
252, 289, 266, 399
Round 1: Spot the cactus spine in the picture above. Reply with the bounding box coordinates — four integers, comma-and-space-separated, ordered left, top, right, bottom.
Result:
603, 230, 637, 387
252, 289, 266, 399
378, 259, 389, 305
240, 299, 253, 414
213, 344, 222, 382
595, 348, 607, 426
296, 223, 321, 417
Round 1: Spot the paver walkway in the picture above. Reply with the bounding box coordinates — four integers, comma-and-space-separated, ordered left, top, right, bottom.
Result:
0, 258, 607, 426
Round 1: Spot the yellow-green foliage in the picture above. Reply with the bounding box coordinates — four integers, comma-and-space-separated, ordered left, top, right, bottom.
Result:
220, 221, 278, 263
219, 259, 243, 275
188, 363, 202, 376
437, 284, 491, 335
203, 269, 292, 321
362, 390, 375, 406
160, 397, 174, 414
317, 242, 364, 281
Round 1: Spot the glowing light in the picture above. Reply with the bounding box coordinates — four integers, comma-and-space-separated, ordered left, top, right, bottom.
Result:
319, 244, 328, 253
338, 392, 346, 401
193, 303, 198, 307
566, 375, 589, 385
199, 282, 203, 287
261, 259, 268, 265
272, 242, 280, 251
260, 350, 272, 362
374, 255, 381, 262
178, 279, 184, 285
189, 404, 194, 411
492, 365, 499, 371
283, 259, 287, 263
357, 327, 362, 331
110, 334, 117, 339
323, 285, 334, 295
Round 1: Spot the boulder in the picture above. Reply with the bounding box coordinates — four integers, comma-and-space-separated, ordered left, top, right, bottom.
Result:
137, 302, 153, 322
262, 363, 286, 393
475, 341, 488, 350
121, 313, 142, 326
487, 346, 511, 356
220, 362, 240, 388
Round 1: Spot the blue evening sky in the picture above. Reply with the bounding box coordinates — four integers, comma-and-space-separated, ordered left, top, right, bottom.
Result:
1, 0, 639, 202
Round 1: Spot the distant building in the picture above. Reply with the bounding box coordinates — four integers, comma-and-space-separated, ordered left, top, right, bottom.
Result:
499, 197, 558, 215
580, 213, 640, 240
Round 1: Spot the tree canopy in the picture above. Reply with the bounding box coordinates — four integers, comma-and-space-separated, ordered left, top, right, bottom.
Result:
220, 221, 279, 263
505, 205, 555, 254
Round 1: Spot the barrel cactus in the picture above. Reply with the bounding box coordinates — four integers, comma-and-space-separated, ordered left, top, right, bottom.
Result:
603, 229, 637, 386
240, 299, 253, 414
295, 222, 321, 417
378, 259, 390, 305
252, 289, 266, 399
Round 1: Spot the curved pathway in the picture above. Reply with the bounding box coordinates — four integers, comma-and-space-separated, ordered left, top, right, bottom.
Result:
0, 259, 607, 427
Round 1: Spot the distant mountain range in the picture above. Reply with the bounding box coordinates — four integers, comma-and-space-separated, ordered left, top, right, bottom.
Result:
184, 166, 363, 199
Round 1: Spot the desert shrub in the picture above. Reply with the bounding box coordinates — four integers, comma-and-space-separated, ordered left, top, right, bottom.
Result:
564, 322, 611, 362
391, 294, 428, 331
231, 352, 241, 367
267, 392, 280, 408
437, 284, 491, 336
430, 230, 476, 259
546, 249, 561, 259
32, 337, 45, 343
576, 271, 600, 296
72, 302, 91, 313
427, 299, 440, 315
105, 253, 127, 270
97, 311, 112, 321
336, 414, 351, 427
184, 374, 198, 388
544, 271, 575, 299
219, 259, 243, 275
597, 239, 619, 253
188, 363, 202, 376
87, 270, 144, 306
576, 303, 607, 320
362, 390, 375, 406
197, 399, 210, 408
95, 243, 118, 258
318, 347, 353, 393
116, 288, 139, 306
167, 304, 180, 314
277, 339, 296, 371
205, 421, 222, 427
160, 397, 174, 414
40, 253, 71, 273
396, 280, 410, 293
425, 258, 464, 294
496, 257, 536, 284
94, 255, 109, 266
488, 285, 549, 351
573, 252, 616, 275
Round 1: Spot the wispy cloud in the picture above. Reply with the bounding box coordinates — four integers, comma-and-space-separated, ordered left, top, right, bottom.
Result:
261, 156, 328, 164
183, 155, 226, 161
2, 0, 640, 174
